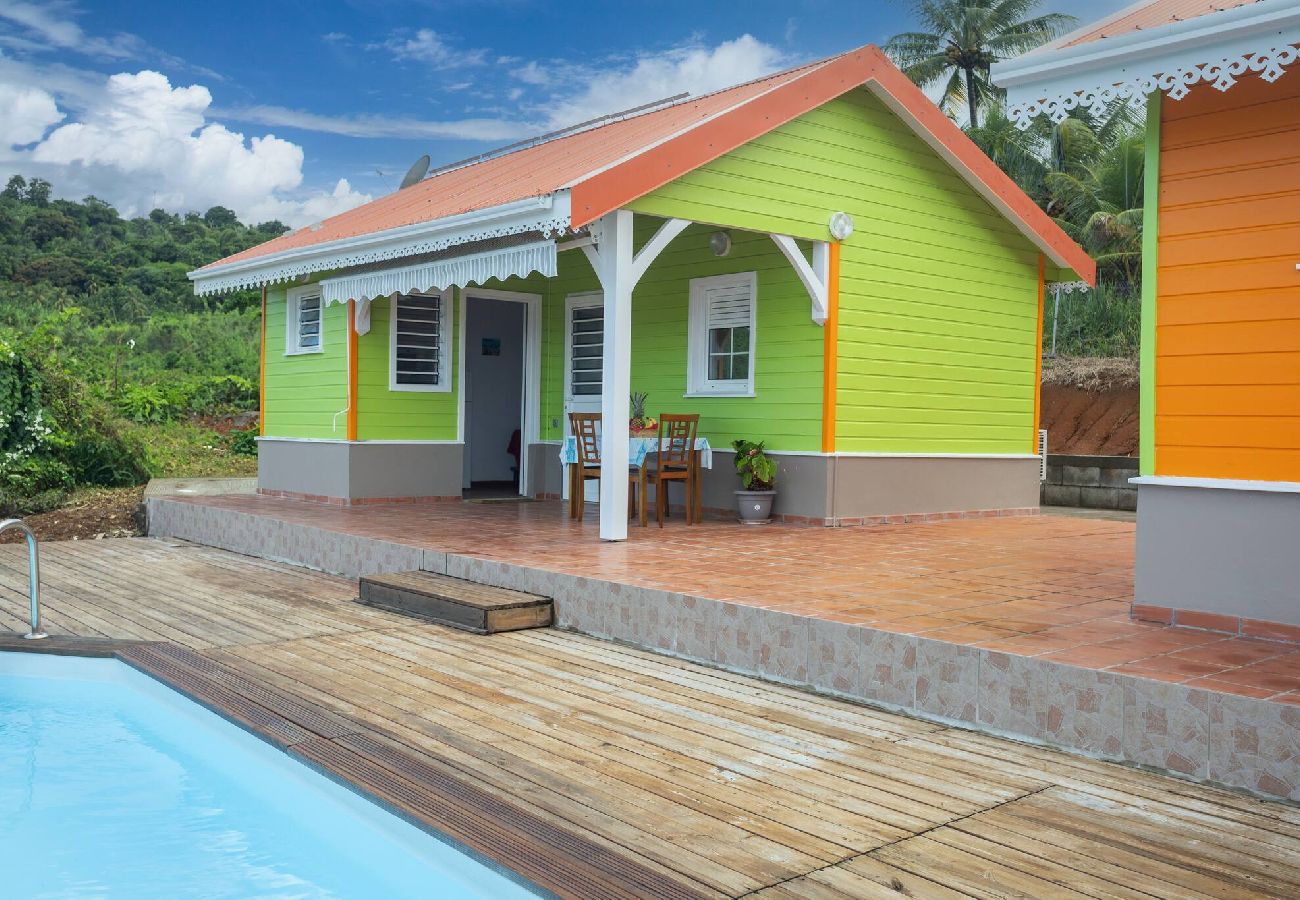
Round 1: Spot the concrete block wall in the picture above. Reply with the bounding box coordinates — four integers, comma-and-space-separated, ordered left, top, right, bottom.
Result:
1041, 454, 1138, 511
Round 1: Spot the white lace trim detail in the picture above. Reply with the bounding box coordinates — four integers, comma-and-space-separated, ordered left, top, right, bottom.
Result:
320, 241, 556, 305
191, 199, 569, 295
1010, 42, 1300, 129
1047, 280, 1090, 294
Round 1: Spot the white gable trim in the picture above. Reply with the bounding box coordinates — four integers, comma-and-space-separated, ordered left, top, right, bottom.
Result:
190, 193, 571, 295
993, 0, 1300, 129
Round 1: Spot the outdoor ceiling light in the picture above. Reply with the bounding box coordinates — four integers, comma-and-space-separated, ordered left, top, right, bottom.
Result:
709, 230, 732, 257
828, 211, 854, 241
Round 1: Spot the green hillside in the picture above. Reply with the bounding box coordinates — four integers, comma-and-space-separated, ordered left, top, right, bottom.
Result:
0, 175, 285, 514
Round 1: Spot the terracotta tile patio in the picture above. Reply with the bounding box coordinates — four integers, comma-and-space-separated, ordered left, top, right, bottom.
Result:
166, 494, 1300, 704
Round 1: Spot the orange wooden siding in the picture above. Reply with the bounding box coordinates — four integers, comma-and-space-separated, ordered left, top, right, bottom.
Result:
1155, 75, 1300, 482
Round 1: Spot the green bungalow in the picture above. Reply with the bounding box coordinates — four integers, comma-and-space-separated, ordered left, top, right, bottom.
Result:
190, 44, 1094, 541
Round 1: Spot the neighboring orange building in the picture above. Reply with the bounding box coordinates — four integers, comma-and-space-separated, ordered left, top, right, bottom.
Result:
995, 0, 1300, 631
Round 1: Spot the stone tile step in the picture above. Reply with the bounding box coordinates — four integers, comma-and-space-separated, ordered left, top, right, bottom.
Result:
358, 571, 552, 634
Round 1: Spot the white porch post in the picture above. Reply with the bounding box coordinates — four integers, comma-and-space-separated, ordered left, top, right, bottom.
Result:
596, 209, 634, 541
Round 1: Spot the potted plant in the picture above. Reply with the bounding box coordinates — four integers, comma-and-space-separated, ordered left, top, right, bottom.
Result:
732, 439, 776, 524
629, 391, 658, 438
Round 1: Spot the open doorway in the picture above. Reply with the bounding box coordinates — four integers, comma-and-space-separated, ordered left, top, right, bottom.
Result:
463, 296, 527, 498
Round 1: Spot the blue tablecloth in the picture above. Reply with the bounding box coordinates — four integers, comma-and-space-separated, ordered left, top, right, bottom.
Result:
559, 436, 712, 469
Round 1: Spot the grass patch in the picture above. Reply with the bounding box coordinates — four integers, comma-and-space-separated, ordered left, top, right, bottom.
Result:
131, 420, 258, 479
1042, 356, 1139, 392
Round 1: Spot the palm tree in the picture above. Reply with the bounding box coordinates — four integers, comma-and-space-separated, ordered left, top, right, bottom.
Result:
884, 0, 1075, 127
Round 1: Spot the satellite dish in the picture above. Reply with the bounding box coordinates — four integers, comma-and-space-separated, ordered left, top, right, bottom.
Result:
398, 154, 431, 190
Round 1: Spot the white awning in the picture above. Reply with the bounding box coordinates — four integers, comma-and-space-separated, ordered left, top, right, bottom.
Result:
319, 239, 556, 306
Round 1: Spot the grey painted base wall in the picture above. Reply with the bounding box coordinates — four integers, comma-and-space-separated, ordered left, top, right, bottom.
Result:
1043, 455, 1138, 511
258, 438, 464, 501
263, 438, 1039, 520
147, 496, 1300, 803
1136, 481, 1300, 627
534, 449, 1040, 522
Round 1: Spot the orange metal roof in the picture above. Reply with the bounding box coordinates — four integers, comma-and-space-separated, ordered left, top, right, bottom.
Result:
200, 44, 1094, 284
1060, 0, 1262, 48
200, 56, 833, 271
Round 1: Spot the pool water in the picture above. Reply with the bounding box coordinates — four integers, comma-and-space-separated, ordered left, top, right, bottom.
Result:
0, 653, 535, 899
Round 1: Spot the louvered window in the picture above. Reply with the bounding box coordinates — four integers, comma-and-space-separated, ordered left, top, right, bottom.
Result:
286, 286, 323, 354
688, 272, 756, 396
569, 304, 603, 396
390, 292, 450, 392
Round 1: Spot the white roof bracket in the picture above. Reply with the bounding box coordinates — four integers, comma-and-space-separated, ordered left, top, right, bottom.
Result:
771, 234, 830, 326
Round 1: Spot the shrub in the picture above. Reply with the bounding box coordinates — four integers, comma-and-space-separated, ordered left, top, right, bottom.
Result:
227, 427, 258, 457
732, 439, 777, 491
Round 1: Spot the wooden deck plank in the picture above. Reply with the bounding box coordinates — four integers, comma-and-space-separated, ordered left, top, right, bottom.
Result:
4, 537, 1299, 899
367, 628, 1041, 816
213, 645, 767, 896
342, 629, 994, 826
245, 637, 833, 887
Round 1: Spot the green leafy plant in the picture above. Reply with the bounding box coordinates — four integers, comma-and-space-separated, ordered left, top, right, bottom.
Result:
227, 426, 258, 457
732, 439, 776, 491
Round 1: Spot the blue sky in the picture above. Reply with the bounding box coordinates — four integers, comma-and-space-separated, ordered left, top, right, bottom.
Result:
0, 1, 1126, 225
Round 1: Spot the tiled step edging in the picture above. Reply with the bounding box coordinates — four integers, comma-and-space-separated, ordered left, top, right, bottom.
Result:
148, 497, 1299, 804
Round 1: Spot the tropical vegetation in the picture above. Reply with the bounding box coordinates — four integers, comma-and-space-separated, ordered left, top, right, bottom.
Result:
888, 0, 1144, 356
883, 0, 1075, 128
0, 176, 277, 515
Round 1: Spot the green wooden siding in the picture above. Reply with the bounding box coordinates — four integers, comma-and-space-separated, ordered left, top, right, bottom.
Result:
629, 87, 1042, 455
525, 222, 822, 451
262, 285, 348, 439
356, 293, 460, 441
266, 86, 1049, 456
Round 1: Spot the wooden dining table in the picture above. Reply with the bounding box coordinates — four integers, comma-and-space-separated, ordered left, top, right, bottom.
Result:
559, 436, 713, 521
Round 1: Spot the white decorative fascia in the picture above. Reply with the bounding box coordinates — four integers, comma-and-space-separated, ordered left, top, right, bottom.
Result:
992, 0, 1300, 129
1047, 280, 1090, 294
319, 240, 556, 306
189, 192, 571, 295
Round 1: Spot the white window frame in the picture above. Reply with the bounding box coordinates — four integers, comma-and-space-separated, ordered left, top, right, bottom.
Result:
285, 284, 324, 356
686, 271, 757, 398
389, 290, 452, 393
563, 292, 604, 403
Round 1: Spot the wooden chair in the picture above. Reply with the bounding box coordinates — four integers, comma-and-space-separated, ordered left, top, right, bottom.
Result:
568, 412, 647, 526
649, 414, 700, 527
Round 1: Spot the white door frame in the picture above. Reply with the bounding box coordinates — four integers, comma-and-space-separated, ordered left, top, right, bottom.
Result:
562, 291, 604, 502
457, 287, 543, 497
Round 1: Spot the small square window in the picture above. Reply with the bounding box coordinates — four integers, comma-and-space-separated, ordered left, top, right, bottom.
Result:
285, 286, 323, 355
687, 272, 756, 396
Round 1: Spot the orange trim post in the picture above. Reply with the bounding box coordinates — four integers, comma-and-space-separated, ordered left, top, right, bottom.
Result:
1033, 254, 1045, 453
346, 298, 358, 442
821, 242, 841, 454
258, 286, 267, 437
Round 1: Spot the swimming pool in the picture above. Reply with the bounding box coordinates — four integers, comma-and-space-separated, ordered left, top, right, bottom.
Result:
0, 652, 536, 898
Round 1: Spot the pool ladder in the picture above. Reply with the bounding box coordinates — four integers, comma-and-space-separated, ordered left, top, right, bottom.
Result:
0, 519, 47, 640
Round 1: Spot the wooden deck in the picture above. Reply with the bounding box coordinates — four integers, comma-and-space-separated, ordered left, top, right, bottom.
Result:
3, 538, 1300, 898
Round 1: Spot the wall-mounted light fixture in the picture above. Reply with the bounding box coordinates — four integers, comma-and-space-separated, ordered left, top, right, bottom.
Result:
828, 211, 854, 241
709, 230, 732, 257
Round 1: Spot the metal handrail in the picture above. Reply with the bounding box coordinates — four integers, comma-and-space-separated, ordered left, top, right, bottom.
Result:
0, 519, 47, 639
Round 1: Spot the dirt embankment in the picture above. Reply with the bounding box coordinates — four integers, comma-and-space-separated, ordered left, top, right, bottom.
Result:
1040, 357, 1139, 457
1, 487, 144, 543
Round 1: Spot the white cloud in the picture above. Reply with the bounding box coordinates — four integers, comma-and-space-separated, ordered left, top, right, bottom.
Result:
0, 82, 62, 144
4, 69, 369, 226
538, 35, 787, 130
0, 1, 144, 59
371, 28, 486, 68
217, 103, 533, 142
